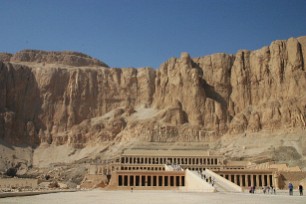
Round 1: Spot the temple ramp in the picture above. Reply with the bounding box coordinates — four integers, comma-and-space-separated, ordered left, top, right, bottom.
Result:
183, 170, 215, 192
202, 169, 242, 193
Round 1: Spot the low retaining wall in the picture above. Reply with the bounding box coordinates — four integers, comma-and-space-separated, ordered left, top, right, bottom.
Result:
0, 178, 38, 189
0, 190, 76, 198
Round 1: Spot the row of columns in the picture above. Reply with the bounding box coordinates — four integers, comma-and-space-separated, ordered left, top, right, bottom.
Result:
118, 175, 185, 187
121, 157, 219, 165
221, 174, 273, 187
96, 166, 113, 175
121, 166, 165, 171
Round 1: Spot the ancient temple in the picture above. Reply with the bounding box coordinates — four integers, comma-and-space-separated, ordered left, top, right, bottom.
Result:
86, 149, 305, 191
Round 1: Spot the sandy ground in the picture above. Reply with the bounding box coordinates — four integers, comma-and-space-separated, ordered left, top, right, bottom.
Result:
1, 190, 305, 204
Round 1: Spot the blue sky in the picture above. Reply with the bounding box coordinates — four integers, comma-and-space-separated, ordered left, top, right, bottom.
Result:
0, 0, 306, 68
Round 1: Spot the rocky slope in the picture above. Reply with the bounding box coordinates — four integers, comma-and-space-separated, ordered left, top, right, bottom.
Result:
0, 37, 306, 172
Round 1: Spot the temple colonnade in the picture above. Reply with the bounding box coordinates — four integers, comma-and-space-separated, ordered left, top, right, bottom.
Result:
219, 171, 275, 188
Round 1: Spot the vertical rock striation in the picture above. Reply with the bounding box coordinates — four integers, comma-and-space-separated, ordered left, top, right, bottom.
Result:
0, 36, 305, 149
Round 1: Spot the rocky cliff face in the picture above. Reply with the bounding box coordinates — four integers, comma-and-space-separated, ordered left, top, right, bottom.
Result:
0, 37, 306, 168
9, 50, 109, 67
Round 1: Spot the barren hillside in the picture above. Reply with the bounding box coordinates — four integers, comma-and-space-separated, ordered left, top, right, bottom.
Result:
0, 37, 305, 174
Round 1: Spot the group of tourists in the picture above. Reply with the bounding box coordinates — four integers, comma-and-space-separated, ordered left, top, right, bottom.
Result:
171, 164, 182, 171
249, 186, 256, 194
199, 173, 215, 186
249, 183, 304, 196
208, 176, 215, 186
262, 185, 276, 194
288, 182, 303, 196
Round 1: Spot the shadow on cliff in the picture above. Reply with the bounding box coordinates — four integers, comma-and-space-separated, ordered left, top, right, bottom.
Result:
191, 61, 228, 108
0, 62, 44, 148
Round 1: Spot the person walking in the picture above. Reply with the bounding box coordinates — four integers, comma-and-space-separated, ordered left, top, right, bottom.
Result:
288, 182, 293, 196
212, 177, 215, 186
263, 186, 266, 194
299, 184, 303, 196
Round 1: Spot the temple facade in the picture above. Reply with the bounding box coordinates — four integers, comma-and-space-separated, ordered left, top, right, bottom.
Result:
108, 171, 186, 190
88, 149, 304, 191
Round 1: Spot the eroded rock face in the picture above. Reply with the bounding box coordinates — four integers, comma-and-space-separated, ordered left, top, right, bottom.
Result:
154, 52, 207, 125
0, 62, 41, 146
0, 53, 12, 62
0, 37, 305, 152
7, 50, 109, 67
229, 37, 306, 134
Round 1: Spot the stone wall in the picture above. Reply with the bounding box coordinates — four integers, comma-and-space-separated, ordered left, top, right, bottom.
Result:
278, 172, 306, 189
0, 178, 38, 189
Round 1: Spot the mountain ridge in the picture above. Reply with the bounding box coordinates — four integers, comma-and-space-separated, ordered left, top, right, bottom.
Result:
0, 36, 305, 172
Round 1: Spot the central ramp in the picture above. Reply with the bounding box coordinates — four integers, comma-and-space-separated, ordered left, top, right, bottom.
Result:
202, 169, 242, 192
184, 170, 215, 192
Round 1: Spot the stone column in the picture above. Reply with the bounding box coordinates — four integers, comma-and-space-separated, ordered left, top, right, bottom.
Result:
127, 175, 130, 186
261, 175, 265, 187
133, 176, 136, 186
267, 174, 271, 186
234, 174, 237, 184
251, 175, 254, 187
245, 175, 249, 187
161, 176, 164, 186
239, 175, 243, 186
256, 175, 259, 187
274, 172, 280, 189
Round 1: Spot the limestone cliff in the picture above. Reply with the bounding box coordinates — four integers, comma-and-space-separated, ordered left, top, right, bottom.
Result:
0, 37, 306, 169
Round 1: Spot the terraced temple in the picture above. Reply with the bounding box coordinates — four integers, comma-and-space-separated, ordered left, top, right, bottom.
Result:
86, 149, 304, 191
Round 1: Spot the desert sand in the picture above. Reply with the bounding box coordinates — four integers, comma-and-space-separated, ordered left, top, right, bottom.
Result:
1, 190, 305, 204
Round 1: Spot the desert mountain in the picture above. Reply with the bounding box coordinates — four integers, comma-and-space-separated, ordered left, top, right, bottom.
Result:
0, 37, 305, 172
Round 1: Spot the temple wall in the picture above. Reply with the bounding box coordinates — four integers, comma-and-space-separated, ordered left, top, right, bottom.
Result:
278, 172, 306, 189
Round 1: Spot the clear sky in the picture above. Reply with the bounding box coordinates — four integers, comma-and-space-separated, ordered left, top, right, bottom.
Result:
0, 0, 306, 68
